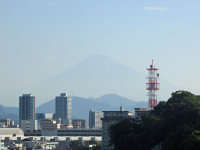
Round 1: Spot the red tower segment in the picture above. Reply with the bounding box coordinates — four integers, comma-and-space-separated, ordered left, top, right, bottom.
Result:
146, 60, 160, 109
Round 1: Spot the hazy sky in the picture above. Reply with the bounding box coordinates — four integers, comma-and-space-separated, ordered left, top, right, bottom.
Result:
0, 0, 200, 106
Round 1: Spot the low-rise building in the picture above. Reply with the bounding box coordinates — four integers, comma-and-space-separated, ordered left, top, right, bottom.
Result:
101, 109, 133, 150
0, 119, 11, 128
57, 128, 102, 136
135, 108, 149, 118
0, 128, 24, 139
41, 119, 60, 136
72, 119, 88, 129
21, 120, 38, 132
22, 140, 59, 150
24, 130, 41, 136
36, 113, 54, 128
2, 136, 102, 150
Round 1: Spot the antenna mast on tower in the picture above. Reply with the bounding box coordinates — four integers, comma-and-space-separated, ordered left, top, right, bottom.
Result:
146, 60, 160, 109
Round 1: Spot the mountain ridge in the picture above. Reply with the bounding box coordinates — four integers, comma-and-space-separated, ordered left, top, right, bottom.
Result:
0, 93, 147, 121
36, 93, 147, 119
33, 55, 178, 106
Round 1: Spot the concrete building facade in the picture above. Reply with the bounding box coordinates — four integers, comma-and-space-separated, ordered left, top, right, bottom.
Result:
21, 120, 37, 131
89, 110, 102, 129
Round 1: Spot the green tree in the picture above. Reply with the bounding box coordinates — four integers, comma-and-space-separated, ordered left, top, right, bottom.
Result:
109, 91, 200, 150
109, 119, 141, 150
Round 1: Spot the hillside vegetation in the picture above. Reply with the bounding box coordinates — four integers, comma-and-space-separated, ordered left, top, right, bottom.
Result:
109, 91, 200, 150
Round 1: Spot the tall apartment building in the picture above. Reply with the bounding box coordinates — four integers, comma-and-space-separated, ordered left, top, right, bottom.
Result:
19, 94, 36, 127
55, 93, 72, 125
101, 109, 133, 150
89, 110, 102, 129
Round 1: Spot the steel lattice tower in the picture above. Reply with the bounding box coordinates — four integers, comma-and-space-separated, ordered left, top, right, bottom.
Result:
146, 60, 159, 109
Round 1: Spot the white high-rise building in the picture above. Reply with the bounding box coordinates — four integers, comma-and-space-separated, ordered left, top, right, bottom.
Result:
89, 110, 102, 129
55, 93, 72, 125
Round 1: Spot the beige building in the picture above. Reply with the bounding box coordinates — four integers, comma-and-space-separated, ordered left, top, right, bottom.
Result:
41, 119, 61, 136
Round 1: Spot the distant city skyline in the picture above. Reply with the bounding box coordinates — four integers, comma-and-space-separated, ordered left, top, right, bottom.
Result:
0, 0, 200, 106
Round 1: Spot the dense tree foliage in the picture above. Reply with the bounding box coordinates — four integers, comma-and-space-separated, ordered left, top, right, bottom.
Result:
109, 91, 200, 150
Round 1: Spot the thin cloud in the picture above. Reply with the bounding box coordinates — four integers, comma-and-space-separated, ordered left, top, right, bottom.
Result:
47, 56, 56, 60
143, 6, 167, 12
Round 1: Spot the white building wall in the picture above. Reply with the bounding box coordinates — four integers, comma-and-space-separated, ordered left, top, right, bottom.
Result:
89, 110, 102, 129
21, 120, 37, 131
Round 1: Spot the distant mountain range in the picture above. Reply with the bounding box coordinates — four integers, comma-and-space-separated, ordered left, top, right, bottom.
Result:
0, 55, 179, 121
0, 94, 147, 121
0, 104, 18, 121
36, 94, 148, 119
32, 55, 178, 106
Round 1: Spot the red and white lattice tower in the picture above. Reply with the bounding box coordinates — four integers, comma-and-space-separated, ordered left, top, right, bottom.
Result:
146, 60, 160, 109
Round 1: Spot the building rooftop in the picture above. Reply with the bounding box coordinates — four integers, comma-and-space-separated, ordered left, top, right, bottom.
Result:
60, 93, 67, 97
0, 128, 24, 137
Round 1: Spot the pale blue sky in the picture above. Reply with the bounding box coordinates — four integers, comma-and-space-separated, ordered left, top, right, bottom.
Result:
0, 0, 200, 106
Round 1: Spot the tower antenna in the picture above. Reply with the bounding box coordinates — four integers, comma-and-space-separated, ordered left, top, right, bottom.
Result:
146, 60, 160, 108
